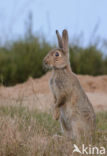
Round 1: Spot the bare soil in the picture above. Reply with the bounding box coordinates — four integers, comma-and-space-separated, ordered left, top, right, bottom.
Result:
0, 72, 107, 112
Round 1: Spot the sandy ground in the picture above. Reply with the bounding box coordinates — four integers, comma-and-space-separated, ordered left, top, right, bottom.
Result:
0, 72, 107, 112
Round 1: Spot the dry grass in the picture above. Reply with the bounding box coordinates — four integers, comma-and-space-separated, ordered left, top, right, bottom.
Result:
0, 98, 107, 156
0, 73, 107, 155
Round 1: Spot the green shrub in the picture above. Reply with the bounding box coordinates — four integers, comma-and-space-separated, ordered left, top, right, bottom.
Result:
70, 45, 106, 75
0, 38, 51, 86
0, 36, 107, 86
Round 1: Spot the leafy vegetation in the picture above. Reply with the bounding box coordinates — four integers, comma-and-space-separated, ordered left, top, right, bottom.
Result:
70, 45, 107, 75
0, 38, 52, 86
0, 37, 107, 86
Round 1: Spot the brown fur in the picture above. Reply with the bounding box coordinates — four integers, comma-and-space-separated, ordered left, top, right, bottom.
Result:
43, 29, 96, 144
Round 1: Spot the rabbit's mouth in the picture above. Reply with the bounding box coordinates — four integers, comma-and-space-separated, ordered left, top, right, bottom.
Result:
43, 60, 53, 70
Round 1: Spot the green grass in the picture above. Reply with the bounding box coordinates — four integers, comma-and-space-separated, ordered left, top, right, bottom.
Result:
96, 111, 107, 130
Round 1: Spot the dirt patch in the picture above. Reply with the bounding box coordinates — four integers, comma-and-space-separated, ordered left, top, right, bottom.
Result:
0, 72, 107, 112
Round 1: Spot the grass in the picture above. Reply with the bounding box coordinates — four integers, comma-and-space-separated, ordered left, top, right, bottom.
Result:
96, 112, 107, 130
0, 104, 107, 156
0, 105, 60, 135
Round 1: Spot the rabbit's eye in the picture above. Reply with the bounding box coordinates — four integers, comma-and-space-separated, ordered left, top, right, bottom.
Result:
55, 52, 59, 57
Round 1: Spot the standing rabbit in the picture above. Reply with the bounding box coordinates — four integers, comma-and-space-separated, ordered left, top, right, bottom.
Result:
43, 29, 96, 144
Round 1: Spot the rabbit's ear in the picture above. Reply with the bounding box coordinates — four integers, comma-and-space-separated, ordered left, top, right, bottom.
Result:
56, 30, 63, 48
62, 29, 69, 53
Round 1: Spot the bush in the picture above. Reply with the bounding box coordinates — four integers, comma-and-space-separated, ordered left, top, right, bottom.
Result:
0, 38, 51, 86
0, 36, 107, 86
70, 45, 106, 75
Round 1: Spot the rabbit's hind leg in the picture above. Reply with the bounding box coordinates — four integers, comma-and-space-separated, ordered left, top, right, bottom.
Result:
60, 115, 74, 141
71, 119, 87, 144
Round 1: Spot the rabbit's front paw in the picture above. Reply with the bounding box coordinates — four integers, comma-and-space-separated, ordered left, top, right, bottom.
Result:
53, 108, 60, 120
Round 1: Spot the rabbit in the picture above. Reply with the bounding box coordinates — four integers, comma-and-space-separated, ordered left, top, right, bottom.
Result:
43, 29, 96, 144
